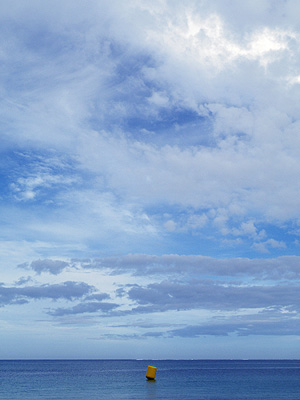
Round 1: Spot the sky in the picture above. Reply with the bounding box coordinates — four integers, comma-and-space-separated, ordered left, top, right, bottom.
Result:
1, 0, 300, 360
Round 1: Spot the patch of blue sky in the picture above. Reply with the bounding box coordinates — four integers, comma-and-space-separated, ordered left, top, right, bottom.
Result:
144, 201, 300, 258
124, 108, 214, 147
162, 231, 232, 258
0, 152, 17, 191
86, 233, 166, 258
112, 44, 157, 79
218, 219, 297, 258
2, 150, 81, 204
89, 86, 215, 148
82, 44, 215, 148
98, 47, 156, 100
7, 150, 72, 178
254, 222, 300, 256
142, 210, 223, 256
1, 17, 77, 56
165, 214, 298, 259
1, 32, 62, 86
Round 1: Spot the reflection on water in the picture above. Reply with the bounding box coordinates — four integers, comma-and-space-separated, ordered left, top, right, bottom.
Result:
146, 379, 157, 399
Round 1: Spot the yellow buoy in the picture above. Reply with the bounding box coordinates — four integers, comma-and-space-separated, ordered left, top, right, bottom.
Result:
146, 365, 157, 380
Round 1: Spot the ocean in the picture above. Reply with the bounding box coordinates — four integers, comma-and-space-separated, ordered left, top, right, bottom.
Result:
0, 359, 299, 399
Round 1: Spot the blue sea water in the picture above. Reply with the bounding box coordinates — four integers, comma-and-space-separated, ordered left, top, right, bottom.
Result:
0, 359, 300, 400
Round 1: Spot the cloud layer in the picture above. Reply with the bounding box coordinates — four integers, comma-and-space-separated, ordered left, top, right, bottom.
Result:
1, 0, 300, 258
8, 255, 299, 342
1, 0, 300, 358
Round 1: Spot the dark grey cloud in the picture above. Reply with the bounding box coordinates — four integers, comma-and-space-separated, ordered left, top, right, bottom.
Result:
142, 331, 164, 338
76, 255, 300, 280
16, 255, 300, 331
30, 259, 70, 275
120, 280, 300, 313
85, 293, 110, 301
14, 276, 33, 286
49, 301, 119, 316
126, 308, 300, 338
169, 318, 300, 337
85, 313, 300, 340
24, 255, 300, 282
0, 281, 94, 306
91, 333, 147, 341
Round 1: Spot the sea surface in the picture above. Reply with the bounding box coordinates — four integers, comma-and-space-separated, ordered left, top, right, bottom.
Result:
0, 359, 300, 400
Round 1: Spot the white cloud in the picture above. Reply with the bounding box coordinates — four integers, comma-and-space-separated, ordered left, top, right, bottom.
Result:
1, 0, 300, 229
148, 91, 169, 107
253, 238, 287, 253
2, 0, 300, 358
11, 173, 78, 201
164, 220, 177, 232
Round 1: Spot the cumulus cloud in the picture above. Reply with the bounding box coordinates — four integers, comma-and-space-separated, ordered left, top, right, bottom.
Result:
1, 0, 300, 258
252, 239, 287, 253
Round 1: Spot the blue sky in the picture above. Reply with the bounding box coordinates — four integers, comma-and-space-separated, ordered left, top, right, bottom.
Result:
1, 0, 300, 359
